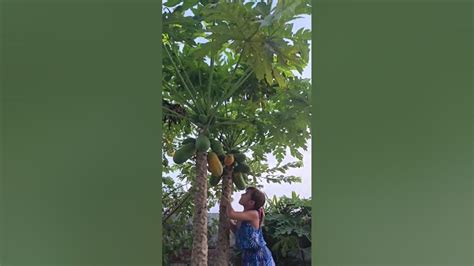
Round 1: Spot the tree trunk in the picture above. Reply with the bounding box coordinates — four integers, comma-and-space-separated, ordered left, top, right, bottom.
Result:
191, 151, 208, 266
215, 167, 234, 265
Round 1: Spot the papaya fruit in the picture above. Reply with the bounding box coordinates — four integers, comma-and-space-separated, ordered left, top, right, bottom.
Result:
234, 163, 250, 174
182, 137, 195, 145
196, 134, 210, 152
234, 153, 246, 163
209, 174, 221, 186
173, 142, 196, 164
210, 139, 224, 155
207, 152, 223, 177
232, 172, 246, 190
224, 154, 235, 166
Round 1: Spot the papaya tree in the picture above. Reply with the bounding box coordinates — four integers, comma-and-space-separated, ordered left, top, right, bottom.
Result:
162, 0, 311, 264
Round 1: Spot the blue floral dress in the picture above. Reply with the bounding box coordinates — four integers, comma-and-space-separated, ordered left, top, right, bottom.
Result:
235, 221, 275, 266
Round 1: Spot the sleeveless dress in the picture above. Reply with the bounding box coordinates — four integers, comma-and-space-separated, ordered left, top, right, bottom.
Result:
235, 221, 275, 266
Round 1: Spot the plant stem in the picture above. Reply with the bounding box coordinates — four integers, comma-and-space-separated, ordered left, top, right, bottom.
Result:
164, 45, 202, 113
207, 53, 215, 110
214, 68, 253, 111
224, 47, 245, 97
174, 48, 198, 95
224, 69, 253, 100
162, 107, 200, 127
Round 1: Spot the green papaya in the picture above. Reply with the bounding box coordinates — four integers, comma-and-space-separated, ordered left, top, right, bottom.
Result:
234, 153, 246, 163
173, 142, 196, 164
196, 134, 210, 152
182, 137, 196, 145
210, 139, 224, 155
234, 163, 250, 174
232, 172, 246, 190
209, 175, 221, 186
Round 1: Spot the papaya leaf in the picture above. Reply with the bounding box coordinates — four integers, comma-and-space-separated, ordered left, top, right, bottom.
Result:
164, 0, 182, 7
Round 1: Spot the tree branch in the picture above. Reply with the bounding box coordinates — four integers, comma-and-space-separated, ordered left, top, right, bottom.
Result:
164, 45, 202, 113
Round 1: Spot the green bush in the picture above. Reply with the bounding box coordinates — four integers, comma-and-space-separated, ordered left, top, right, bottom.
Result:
263, 192, 312, 265
162, 172, 219, 265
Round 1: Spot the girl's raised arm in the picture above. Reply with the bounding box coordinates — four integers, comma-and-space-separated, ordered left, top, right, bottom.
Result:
226, 201, 258, 222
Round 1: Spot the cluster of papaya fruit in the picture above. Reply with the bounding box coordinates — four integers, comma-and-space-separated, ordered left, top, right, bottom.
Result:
172, 134, 251, 190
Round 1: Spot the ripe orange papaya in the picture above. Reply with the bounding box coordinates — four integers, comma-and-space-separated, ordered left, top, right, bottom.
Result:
207, 152, 223, 177
224, 154, 235, 166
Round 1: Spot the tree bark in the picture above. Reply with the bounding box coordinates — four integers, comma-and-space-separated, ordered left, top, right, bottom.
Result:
191, 151, 208, 266
215, 167, 234, 265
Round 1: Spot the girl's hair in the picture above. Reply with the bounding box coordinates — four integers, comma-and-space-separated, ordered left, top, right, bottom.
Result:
245, 186, 266, 210
245, 187, 266, 226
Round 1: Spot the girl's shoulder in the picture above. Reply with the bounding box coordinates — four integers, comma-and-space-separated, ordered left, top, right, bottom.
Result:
238, 209, 259, 222
244, 210, 260, 223
246, 209, 260, 218
241, 209, 258, 214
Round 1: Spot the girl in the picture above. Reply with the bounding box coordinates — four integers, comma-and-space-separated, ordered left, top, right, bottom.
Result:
224, 187, 276, 266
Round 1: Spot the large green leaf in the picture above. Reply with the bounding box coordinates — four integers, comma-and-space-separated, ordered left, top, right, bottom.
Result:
182, 0, 199, 10
164, 0, 182, 7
